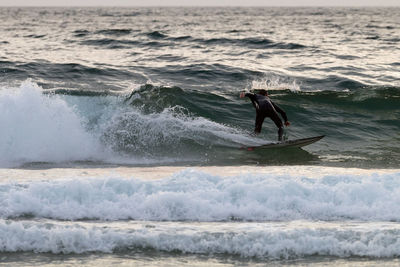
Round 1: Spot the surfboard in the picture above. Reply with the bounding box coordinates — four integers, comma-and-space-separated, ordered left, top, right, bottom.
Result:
242, 135, 325, 150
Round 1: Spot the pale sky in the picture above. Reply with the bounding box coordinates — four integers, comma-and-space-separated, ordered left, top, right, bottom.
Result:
0, 0, 399, 6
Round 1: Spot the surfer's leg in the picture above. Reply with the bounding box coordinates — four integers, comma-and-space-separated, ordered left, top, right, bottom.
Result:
254, 113, 265, 134
270, 113, 284, 141
277, 127, 283, 141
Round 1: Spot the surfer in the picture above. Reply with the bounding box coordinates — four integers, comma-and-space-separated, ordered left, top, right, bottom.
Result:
240, 89, 290, 141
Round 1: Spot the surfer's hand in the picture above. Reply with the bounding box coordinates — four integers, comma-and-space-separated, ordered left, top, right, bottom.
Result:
285, 121, 290, 127
240, 92, 245, 98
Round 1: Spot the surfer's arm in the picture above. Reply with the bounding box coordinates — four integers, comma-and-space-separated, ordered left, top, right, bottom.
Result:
242, 92, 256, 102
241, 92, 260, 110
272, 102, 289, 125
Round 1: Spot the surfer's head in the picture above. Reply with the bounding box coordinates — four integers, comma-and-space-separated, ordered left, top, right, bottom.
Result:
259, 89, 268, 96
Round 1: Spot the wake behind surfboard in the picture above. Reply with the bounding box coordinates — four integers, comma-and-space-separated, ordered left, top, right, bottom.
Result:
242, 135, 325, 150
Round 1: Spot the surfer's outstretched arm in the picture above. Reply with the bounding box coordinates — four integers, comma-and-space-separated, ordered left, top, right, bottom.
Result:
240, 92, 259, 110
244, 92, 255, 98
240, 92, 256, 100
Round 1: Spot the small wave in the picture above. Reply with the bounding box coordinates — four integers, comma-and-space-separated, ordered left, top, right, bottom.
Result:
366, 35, 380, 40
80, 38, 139, 48
335, 78, 365, 89
50, 88, 117, 97
226, 29, 244, 33
3, 62, 141, 91
169, 35, 192, 41
385, 38, 400, 43
273, 42, 307, 49
99, 10, 141, 17
95, 29, 133, 36
150, 63, 255, 87
73, 29, 90, 37
23, 34, 46, 39
309, 85, 400, 101
78, 37, 171, 49
193, 37, 306, 50
1, 169, 400, 221
125, 84, 188, 113
2, 220, 400, 258
335, 54, 360, 60
304, 75, 366, 91
366, 24, 396, 29
146, 31, 168, 39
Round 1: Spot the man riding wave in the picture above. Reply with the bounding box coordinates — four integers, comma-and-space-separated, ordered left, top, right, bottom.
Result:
240, 89, 290, 141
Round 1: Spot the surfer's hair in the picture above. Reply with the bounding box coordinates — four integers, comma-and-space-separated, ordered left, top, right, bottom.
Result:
259, 89, 268, 96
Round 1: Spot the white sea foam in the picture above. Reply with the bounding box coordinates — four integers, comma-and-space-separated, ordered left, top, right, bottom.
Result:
1, 169, 400, 222
100, 105, 261, 153
0, 81, 261, 166
2, 220, 400, 258
0, 81, 105, 166
249, 76, 301, 92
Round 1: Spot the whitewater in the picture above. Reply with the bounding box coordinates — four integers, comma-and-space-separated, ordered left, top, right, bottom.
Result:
2, 167, 400, 222
1, 166, 400, 261
0, 82, 264, 167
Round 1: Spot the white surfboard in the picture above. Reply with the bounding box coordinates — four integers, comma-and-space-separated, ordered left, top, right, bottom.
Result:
242, 135, 325, 150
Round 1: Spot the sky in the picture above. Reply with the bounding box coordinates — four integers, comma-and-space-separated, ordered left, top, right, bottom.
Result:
0, 0, 399, 6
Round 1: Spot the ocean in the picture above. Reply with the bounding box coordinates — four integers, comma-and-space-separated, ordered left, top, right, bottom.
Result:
0, 6, 399, 266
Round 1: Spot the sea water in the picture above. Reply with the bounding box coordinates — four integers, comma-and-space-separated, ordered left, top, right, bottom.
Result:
1, 166, 400, 266
0, 6, 399, 266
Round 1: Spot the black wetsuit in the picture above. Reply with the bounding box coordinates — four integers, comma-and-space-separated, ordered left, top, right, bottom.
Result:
245, 93, 288, 141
